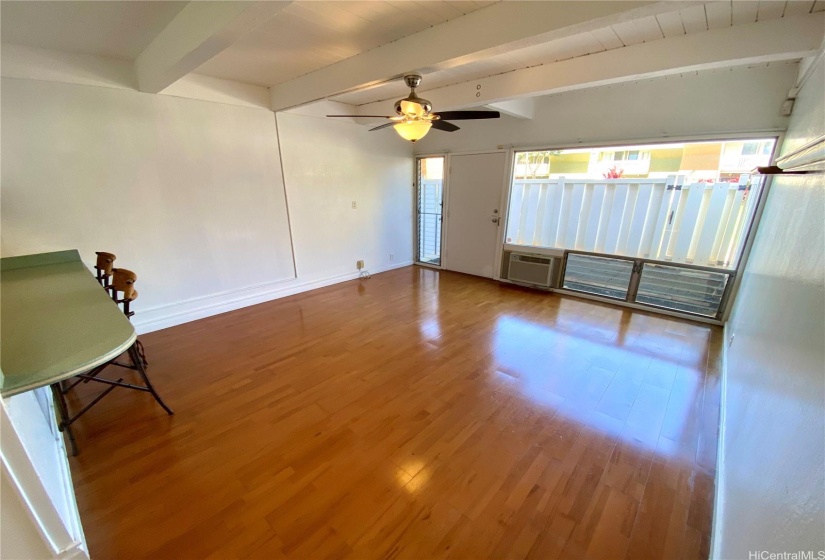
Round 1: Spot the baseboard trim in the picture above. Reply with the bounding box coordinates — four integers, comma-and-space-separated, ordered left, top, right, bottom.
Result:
709, 322, 730, 560
132, 261, 413, 334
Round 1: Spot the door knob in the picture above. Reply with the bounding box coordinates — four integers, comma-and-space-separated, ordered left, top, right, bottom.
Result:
492, 217, 500, 223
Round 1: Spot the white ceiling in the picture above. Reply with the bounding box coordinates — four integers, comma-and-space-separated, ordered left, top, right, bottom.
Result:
0, 0, 821, 112
330, 0, 825, 107
195, 1, 497, 87
0, 1, 187, 60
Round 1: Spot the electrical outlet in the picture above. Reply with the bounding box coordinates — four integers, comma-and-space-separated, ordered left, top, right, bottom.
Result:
352, 201, 357, 209
357, 260, 364, 270
389, 253, 394, 261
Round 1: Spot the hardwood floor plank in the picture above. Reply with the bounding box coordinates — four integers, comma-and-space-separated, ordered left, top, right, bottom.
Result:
66, 267, 721, 559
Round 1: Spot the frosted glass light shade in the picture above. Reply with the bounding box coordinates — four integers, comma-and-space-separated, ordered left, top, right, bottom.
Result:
394, 120, 431, 142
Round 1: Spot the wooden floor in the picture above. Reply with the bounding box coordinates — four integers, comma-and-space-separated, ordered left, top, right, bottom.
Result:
69, 266, 722, 560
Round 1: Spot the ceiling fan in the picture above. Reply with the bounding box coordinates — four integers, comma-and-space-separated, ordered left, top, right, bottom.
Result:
327, 74, 500, 142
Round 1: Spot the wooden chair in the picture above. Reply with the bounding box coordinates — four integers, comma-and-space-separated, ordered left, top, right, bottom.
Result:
108, 267, 139, 318
94, 251, 116, 287
56, 262, 173, 455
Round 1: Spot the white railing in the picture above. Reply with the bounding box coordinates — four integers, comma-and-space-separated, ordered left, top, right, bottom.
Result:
505, 175, 758, 269
418, 179, 443, 263
420, 179, 442, 214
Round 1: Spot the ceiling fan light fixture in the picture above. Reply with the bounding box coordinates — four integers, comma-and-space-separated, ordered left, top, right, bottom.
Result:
326, 74, 499, 138
393, 120, 431, 142
399, 99, 427, 117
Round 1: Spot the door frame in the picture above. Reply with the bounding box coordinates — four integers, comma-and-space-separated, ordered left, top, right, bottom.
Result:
414, 154, 447, 270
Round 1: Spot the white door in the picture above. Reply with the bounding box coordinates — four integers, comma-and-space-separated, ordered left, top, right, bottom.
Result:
445, 152, 507, 278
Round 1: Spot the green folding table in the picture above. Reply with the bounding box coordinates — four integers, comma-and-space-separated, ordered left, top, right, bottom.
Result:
1, 250, 172, 455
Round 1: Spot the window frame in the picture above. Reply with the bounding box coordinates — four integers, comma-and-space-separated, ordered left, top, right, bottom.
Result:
559, 252, 637, 302
498, 133, 780, 324
559, 249, 737, 320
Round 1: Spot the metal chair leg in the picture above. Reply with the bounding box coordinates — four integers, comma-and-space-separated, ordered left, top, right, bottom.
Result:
128, 344, 173, 416
48, 341, 171, 458
50, 383, 79, 456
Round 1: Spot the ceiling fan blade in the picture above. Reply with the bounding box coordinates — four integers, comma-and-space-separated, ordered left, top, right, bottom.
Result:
431, 120, 460, 132
327, 115, 395, 118
369, 122, 396, 132
432, 110, 500, 120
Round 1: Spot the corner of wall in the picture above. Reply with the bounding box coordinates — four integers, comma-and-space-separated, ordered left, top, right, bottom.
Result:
709, 320, 731, 560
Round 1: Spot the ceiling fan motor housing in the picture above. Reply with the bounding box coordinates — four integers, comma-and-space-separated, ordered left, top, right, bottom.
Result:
403, 74, 423, 88
395, 95, 432, 117
396, 74, 432, 117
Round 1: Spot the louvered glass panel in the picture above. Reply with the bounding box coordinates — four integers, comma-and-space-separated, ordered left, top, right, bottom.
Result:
562, 254, 633, 300
417, 212, 442, 265
416, 157, 444, 266
635, 263, 729, 317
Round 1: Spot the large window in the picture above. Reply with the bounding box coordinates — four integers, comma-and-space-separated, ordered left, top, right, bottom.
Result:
506, 139, 775, 270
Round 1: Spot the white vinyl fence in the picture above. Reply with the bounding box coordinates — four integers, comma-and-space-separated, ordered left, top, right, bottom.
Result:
505, 175, 759, 269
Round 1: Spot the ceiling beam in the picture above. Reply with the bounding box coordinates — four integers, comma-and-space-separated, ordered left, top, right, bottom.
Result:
286, 100, 360, 124
269, 1, 706, 111
792, 38, 825, 95
486, 99, 535, 120
358, 14, 824, 115
135, 1, 291, 94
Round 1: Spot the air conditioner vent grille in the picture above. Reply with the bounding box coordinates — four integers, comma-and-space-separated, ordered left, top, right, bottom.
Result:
508, 253, 555, 287
515, 255, 551, 265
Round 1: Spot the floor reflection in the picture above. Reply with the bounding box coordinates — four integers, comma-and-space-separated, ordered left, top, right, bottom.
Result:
489, 313, 716, 464
419, 317, 442, 341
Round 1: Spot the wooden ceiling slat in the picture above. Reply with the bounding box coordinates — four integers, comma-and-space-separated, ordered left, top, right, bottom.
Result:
783, 1, 816, 16
656, 11, 686, 37
757, 0, 788, 20
680, 5, 709, 34
591, 26, 625, 49
705, 2, 733, 30
731, 1, 760, 24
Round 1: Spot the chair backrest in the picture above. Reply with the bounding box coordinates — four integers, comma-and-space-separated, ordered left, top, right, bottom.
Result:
94, 251, 116, 286
109, 268, 138, 317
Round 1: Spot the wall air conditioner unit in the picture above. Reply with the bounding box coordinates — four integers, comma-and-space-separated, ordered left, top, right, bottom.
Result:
508, 253, 556, 288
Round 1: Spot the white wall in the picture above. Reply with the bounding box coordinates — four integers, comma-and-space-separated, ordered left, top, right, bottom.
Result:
1, 77, 296, 330
0, 51, 413, 333
277, 112, 413, 281
1, 471, 53, 560
714, 54, 825, 559
414, 62, 798, 154
1, 392, 89, 560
